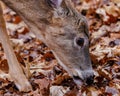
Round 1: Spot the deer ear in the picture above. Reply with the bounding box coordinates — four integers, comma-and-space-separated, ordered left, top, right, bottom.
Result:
48, 0, 63, 8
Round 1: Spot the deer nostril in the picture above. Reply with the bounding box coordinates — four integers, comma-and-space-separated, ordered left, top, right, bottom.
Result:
86, 75, 94, 85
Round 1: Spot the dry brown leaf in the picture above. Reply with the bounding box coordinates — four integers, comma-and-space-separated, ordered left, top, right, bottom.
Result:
50, 86, 69, 96
0, 59, 9, 73
13, 15, 22, 24
105, 86, 120, 95
104, 3, 120, 17
52, 73, 71, 85
97, 66, 112, 80
34, 78, 50, 96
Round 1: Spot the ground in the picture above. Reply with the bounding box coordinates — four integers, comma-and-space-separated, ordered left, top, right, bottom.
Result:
0, 0, 120, 96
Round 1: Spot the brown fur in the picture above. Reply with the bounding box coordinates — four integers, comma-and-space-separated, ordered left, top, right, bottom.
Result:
0, 0, 94, 91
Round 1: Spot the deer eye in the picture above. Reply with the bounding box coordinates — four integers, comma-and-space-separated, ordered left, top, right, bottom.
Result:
76, 37, 84, 47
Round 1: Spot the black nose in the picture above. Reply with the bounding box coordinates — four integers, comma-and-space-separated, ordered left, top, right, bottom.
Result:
86, 75, 94, 85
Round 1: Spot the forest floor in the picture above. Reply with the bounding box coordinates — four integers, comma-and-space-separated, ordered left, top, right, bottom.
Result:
0, 0, 120, 96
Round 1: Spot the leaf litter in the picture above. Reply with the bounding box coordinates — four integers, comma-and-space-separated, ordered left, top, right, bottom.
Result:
0, 0, 120, 95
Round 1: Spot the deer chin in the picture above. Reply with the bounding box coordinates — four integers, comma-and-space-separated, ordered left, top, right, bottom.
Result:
73, 78, 83, 87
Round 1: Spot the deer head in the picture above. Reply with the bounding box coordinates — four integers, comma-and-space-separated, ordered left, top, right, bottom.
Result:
2, 0, 94, 85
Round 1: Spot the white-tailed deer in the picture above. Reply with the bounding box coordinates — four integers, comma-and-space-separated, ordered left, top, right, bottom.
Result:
0, 0, 94, 92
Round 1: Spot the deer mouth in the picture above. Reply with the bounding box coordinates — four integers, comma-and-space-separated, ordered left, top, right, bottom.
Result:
72, 75, 83, 87
72, 69, 94, 86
